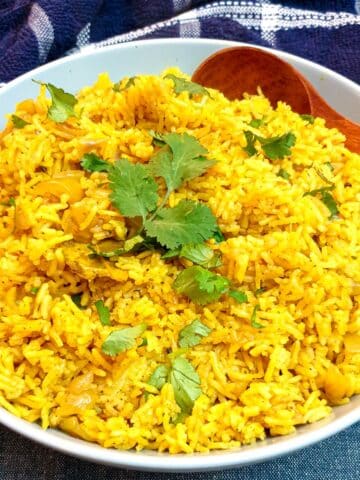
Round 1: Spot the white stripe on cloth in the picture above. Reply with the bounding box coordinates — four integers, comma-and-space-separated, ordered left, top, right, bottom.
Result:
28, 3, 54, 63
78, 1, 360, 51
179, 19, 201, 37
76, 23, 91, 47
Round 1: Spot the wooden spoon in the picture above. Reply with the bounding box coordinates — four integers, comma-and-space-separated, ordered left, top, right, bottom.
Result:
192, 47, 360, 154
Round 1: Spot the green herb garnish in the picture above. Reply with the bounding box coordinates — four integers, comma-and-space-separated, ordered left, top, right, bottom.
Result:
254, 287, 266, 297
147, 365, 170, 392
11, 115, 30, 129
102, 323, 147, 356
147, 356, 201, 417
173, 266, 231, 305
144, 200, 217, 250
212, 226, 225, 243
258, 132, 296, 160
248, 118, 264, 128
95, 300, 111, 326
164, 74, 209, 98
169, 356, 201, 414
113, 76, 137, 93
109, 159, 159, 219
300, 114, 315, 124
250, 305, 263, 328
228, 290, 248, 304
178, 319, 211, 348
33, 81, 77, 123
243, 131, 296, 160
304, 186, 339, 219
30, 287, 39, 295
1, 197, 16, 207
149, 132, 216, 193
277, 168, 291, 181
71, 294, 86, 310
81, 153, 112, 173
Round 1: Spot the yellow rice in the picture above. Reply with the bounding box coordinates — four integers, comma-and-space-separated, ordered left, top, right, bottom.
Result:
0, 68, 359, 453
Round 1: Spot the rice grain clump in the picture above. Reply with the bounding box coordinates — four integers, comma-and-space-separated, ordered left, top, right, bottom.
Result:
0, 69, 359, 453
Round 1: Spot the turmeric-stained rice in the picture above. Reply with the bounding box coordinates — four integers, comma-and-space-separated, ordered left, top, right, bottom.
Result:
0, 69, 359, 453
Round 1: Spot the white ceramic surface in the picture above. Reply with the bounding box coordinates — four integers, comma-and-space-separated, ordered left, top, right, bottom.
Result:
0, 38, 359, 472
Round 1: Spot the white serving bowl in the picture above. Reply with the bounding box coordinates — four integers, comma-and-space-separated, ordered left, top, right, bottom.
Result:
0, 38, 359, 472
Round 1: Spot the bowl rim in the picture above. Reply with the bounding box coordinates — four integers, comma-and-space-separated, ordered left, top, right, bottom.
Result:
0, 37, 359, 472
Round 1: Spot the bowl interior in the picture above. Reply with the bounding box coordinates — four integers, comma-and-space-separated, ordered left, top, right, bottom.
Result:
0, 38, 359, 472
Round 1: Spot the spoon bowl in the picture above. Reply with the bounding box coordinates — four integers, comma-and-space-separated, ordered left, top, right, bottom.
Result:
192, 46, 360, 153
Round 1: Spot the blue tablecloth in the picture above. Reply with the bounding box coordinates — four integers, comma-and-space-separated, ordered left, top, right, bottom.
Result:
0, 1, 359, 479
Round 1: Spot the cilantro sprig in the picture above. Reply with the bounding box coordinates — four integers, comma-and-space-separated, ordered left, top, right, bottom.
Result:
178, 319, 212, 348
163, 242, 222, 269
11, 115, 30, 129
243, 131, 296, 160
95, 300, 111, 326
164, 74, 210, 98
102, 323, 147, 356
147, 356, 201, 417
304, 186, 339, 220
81, 133, 219, 252
33, 80, 77, 123
149, 132, 216, 194
173, 266, 247, 306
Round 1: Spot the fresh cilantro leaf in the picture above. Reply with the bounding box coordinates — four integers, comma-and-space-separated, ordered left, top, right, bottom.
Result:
254, 287, 266, 297
161, 247, 182, 259
148, 130, 166, 147
304, 186, 339, 219
213, 226, 225, 243
1, 197, 16, 207
243, 131, 257, 157
228, 290, 248, 303
173, 265, 230, 305
300, 114, 315, 124
250, 305, 263, 328
81, 153, 112, 173
30, 287, 39, 294
144, 200, 217, 250
178, 319, 211, 348
88, 243, 125, 259
109, 159, 159, 218
71, 294, 86, 310
248, 118, 264, 128
33, 81, 77, 123
87, 235, 145, 259
95, 300, 111, 326
113, 76, 137, 92
304, 186, 335, 197
258, 132, 296, 160
277, 168, 291, 181
243, 131, 296, 160
101, 323, 147, 356
149, 133, 214, 192
165, 74, 209, 98
179, 243, 222, 268
169, 356, 201, 414
319, 190, 339, 219
147, 365, 170, 391
11, 115, 30, 128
